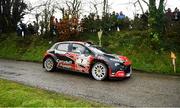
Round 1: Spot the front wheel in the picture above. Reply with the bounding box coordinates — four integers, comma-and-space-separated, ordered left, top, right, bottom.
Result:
91, 62, 108, 81
44, 57, 56, 72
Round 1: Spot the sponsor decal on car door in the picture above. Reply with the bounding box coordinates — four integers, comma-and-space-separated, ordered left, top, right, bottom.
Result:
55, 43, 74, 70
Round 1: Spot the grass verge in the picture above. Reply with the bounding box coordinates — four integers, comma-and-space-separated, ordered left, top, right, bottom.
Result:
0, 78, 105, 107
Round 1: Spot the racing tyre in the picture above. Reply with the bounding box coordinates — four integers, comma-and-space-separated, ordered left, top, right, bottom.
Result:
91, 62, 108, 80
44, 57, 56, 72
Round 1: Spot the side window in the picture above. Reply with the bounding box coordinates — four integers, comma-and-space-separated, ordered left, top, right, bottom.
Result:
57, 44, 69, 52
72, 44, 85, 54
84, 49, 93, 55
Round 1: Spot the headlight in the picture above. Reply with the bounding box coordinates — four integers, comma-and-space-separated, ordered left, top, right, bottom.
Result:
110, 58, 124, 63
115, 63, 120, 66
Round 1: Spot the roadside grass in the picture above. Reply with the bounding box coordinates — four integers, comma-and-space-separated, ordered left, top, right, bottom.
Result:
0, 78, 105, 107
20, 37, 51, 62
0, 33, 51, 62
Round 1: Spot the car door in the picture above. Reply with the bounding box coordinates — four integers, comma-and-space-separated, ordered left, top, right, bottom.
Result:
55, 43, 74, 70
70, 43, 93, 73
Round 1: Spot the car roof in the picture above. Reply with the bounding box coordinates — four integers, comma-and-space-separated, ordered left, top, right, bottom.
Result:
59, 41, 86, 44
54, 41, 93, 46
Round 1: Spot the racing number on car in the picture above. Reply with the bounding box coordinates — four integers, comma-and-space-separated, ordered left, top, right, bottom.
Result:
76, 55, 90, 66
81, 59, 83, 63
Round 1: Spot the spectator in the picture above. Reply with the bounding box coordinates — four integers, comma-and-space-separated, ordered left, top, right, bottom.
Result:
50, 16, 56, 36
178, 9, 180, 20
16, 23, 22, 36
55, 18, 59, 24
117, 11, 125, 20
111, 11, 117, 31
95, 15, 102, 31
117, 11, 125, 30
116, 13, 119, 19
33, 21, 39, 35
165, 8, 174, 32
141, 11, 148, 29
19, 21, 27, 37
165, 8, 173, 21
27, 23, 34, 35
173, 7, 180, 21
39, 21, 44, 35
82, 15, 88, 32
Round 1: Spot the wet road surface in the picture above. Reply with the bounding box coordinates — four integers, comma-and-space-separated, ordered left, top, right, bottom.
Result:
0, 59, 180, 107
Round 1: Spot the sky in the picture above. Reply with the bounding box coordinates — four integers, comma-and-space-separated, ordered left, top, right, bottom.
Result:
23, 0, 180, 23
109, 0, 180, 18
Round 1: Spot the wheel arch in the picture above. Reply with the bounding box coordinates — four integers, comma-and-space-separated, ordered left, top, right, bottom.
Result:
43, 54, 57, 68
89, 59, 109, 74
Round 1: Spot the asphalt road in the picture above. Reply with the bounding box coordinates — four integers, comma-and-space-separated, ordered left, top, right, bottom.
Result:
0, 59, 180, 107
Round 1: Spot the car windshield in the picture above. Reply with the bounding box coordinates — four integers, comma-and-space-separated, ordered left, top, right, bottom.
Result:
89, 45, 112, 54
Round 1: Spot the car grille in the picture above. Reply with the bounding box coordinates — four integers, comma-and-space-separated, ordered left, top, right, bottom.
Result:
124, 65, 131, 73
118, 64, 131, 73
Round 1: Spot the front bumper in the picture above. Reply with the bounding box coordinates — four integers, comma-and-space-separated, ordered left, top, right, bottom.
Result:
109, 65, 132, 78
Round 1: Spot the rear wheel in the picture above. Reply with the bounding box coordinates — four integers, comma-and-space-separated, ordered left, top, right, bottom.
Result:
44, 57, 56, 72
91, 62, 108, 81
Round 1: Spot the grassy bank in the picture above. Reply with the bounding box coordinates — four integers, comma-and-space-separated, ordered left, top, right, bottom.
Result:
0, 33, 51, 62
0, 32, 179, 74
0, 78, 104, 107
78, 31, 180, 74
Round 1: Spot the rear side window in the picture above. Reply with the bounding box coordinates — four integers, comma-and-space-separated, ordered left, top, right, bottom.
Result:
57, 43, 69, 52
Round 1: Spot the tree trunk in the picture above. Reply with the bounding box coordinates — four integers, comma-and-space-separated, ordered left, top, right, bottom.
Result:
0, 0, 27, 33
103, 0, 106, 16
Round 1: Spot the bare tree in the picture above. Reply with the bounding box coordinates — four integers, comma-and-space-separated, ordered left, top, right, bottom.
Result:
141, 0, 149, 6
65, 0, 82, 18
103, 0, 108, 15
137, 0, 145, 14
32, 0, 56, 34
54, 1, 65, 18
133, 0, 146, 14
89, 0, 103, 16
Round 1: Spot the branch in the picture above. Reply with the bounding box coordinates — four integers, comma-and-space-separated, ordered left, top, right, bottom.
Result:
66, 1, 71, 14
27, 4, 45, 12
76, 1, 81, 11
137, 0, 144, 14
89, 0, 103, 6
133, 1, 138, 5
141, 0, 149, 6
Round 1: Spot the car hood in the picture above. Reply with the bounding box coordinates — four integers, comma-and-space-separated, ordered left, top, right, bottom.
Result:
103, 53, 132, 66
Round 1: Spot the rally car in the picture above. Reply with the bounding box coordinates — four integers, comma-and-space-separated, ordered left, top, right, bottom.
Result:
43, 41, 132, 80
